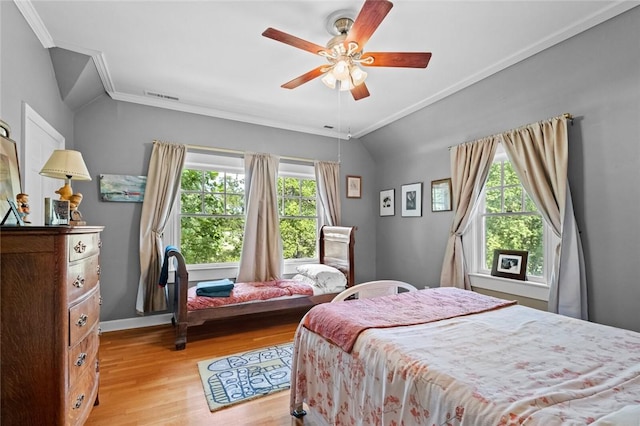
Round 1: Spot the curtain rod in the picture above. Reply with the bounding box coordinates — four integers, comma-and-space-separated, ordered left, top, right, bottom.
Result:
448, 113, 574, 150
184, 143, 316, 164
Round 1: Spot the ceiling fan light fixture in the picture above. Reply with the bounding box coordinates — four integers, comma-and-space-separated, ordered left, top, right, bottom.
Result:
332, 60, 350, 80
322, 72, 337, 89
350, 65, 367, 86
339, 77, 353, 91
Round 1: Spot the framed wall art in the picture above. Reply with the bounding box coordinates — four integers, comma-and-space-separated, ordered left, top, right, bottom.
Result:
100, 174, 147, 202
431, 178, 452, 212
346, 175, 361, 199
401, 182, 422, 217
491, 249, 528, 281
379, 189, 394, 216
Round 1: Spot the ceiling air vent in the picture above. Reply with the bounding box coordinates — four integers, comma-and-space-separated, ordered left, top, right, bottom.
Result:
144, 90, 179, 101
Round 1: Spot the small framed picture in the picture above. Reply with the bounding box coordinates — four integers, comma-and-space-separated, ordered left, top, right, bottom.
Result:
401, 182, 422, 217
346, 175, 362, 199
379, 189, 395, 216
491, 249, 528, 281
45, 198, 70, 225
431, 178, 452, 212
0, 200, 25, 226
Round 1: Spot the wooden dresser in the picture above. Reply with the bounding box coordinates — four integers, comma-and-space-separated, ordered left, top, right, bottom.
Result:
1, 226, 104, 425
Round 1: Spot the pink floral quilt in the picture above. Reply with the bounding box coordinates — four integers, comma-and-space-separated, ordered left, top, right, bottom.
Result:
291, 291, 640, 425
303, 287, 517, 352
187, 279, 313, 311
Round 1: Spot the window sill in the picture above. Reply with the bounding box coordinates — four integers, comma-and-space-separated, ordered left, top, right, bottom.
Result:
469, 273, 549, 301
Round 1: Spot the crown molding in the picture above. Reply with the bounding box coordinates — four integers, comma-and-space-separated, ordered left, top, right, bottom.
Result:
14, 0, 54, 48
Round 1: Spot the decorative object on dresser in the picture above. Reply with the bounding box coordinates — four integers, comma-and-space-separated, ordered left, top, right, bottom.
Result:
39, 150, 92, 225
1, 226, 104, 425
0, 119, 23, 224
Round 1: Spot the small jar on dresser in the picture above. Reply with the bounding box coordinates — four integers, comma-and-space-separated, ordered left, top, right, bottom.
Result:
1, 225, 104, 425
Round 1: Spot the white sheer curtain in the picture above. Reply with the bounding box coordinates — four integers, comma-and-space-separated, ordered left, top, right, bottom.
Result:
501, 116, 587, 319
237, 153, 282, 282
136, 141, 186, 314
314, 160, 341, 227
440, 137, 499, 289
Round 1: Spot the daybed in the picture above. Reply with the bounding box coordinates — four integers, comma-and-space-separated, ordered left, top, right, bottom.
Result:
291, 286, 640, 425
167, 225, 355, 350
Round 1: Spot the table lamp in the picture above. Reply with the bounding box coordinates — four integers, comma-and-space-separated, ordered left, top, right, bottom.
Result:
39, 149, 92, 225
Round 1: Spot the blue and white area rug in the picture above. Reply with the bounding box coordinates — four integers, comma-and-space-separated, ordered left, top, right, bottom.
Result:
197, 342, 293, 412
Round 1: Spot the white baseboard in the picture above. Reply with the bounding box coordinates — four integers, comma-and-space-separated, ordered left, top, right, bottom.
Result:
99, 313, 173, 333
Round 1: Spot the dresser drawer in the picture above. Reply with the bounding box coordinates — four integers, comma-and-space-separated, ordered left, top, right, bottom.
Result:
67, 254, 100, 302
68, 233, 100, 262
66, 365, 99, 426
68, 326, 99, 387
69, 289, 100, 347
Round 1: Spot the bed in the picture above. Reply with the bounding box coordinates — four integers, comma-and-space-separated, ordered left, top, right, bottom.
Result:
291, 286, 640, 425
167, 225, 355, 350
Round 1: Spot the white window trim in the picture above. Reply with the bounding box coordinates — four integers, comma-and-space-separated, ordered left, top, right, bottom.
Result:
165, 153, 319, 281
466, 147, 555, 302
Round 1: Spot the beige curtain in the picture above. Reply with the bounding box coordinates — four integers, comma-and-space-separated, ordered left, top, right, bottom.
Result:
501, 116, 588, 319
136, 141, 186, 314
314, 161, 341, 227
237, 153, 282, 282
440, 137, 499, 289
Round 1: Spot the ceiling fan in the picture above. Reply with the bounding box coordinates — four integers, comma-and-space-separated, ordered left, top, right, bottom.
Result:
262, 0, 432, 101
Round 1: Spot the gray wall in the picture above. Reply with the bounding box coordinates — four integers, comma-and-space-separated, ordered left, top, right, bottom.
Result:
1, 2, 74, 154
72, 97, 377, 321
362, 7, 640, 332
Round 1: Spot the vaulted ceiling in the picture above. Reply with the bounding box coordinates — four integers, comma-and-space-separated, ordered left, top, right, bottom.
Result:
18, 1, 637, 139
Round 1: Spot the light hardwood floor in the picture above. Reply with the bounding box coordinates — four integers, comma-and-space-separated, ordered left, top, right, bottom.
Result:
86, 310, 312, 426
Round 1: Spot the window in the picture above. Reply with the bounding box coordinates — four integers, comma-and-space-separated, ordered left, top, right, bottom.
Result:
179, 168, 245, 264
471, 149, 556, 297
278, 176, 318, 260
174, 152, 319, 272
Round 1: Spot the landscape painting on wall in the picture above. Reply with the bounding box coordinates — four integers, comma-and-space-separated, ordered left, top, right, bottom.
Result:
99, 174, 147, 202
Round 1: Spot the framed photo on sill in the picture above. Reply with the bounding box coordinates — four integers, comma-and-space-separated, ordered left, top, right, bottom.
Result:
379, 189, 394, 216
431, 178, 452, 212
401, 182, 422, 217
346, 175, 361, 198
491, 249, 528, 281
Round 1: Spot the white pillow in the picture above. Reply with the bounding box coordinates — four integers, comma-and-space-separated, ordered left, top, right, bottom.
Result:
295, 264, 347, 290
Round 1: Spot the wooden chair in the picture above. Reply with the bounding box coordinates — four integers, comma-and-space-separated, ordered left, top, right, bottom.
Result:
331, 280, 418, 302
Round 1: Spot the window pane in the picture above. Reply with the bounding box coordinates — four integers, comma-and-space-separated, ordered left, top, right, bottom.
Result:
181, 169, 202, 191
301, 180, 316, 197
226, 194, 244, 215
204, 193, 224, 215
280, 218, 317, 259
181, 193, 202, 214
301, 199, 316, 216
486, 162, 501, 188
180, 217, 244, 264
204, 171, 224, 192
485, 189, 502, 213
504, 186, 522, 212
226, 174, 244, 194
284, 177, 300, 196
503, 161, 520, 186
484, 214, 543, 277
284, 199, 300, 216
525, 194, 537, 212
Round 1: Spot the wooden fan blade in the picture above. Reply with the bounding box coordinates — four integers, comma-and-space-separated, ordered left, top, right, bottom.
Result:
262, 27, 328, 56
361, 52, 432, 68
282, 66, 327, 89
346, 0, 394, 52
351, 82, 370, 101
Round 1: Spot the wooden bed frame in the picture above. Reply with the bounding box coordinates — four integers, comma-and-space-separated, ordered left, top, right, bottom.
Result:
168, 225, 355, 350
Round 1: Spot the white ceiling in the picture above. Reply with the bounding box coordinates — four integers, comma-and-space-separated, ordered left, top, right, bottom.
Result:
19, 1, 638, 139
